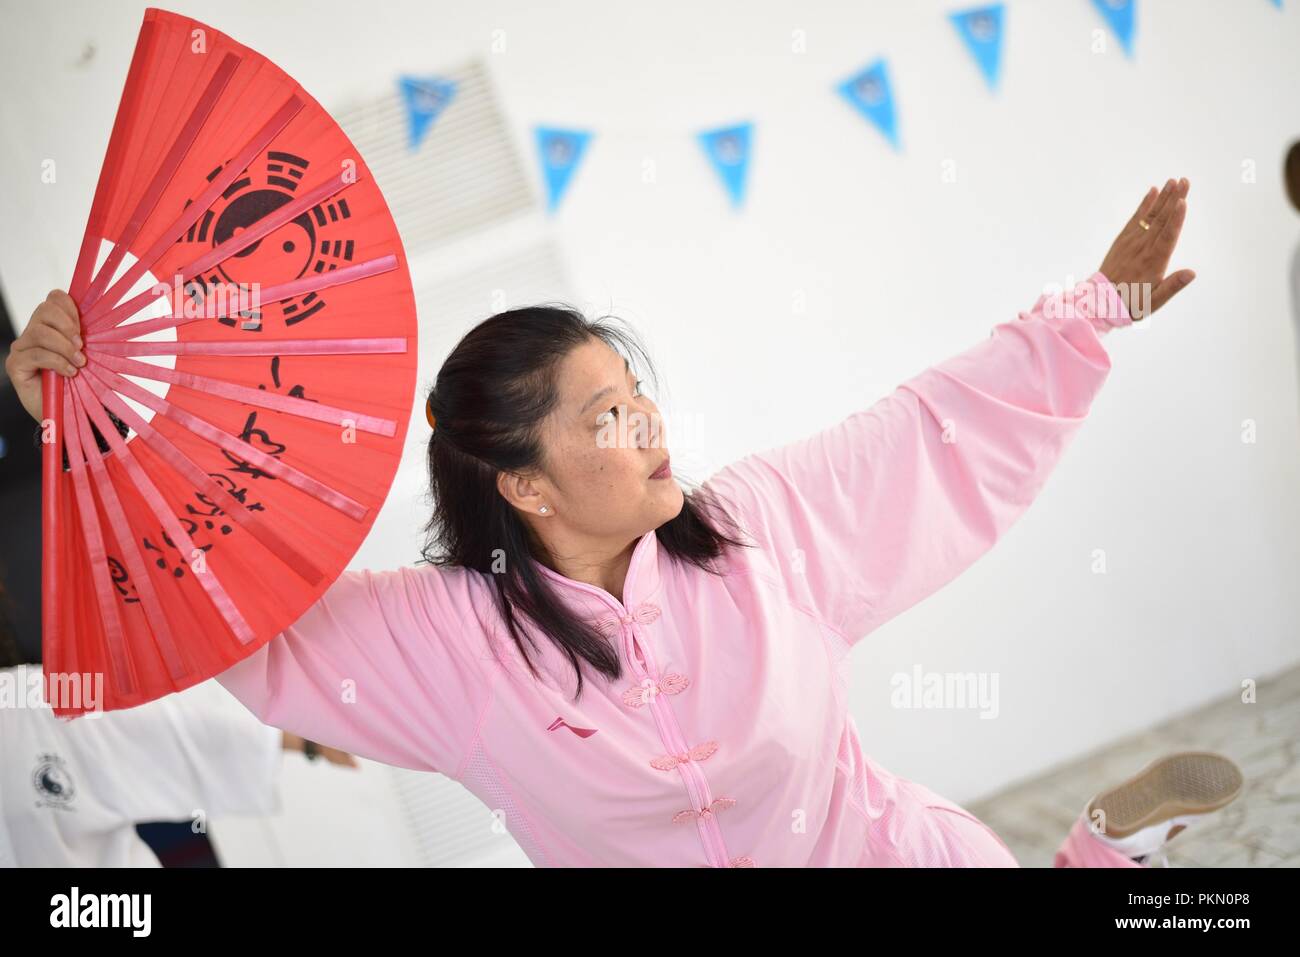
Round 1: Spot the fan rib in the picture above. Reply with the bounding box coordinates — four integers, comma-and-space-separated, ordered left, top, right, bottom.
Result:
86, 171, 360, 335
91, 336, 408, 358
79, 52, 243, 317
64, 380, 188, 685
61, 382, 136, 697
65, 377, 192, 686
88, 254, 398, 344
81, 95, 305, 328
80, 370, 328, 587
71, 374, 257, 648
86, 362, 372, 520
93, 351, 396, 438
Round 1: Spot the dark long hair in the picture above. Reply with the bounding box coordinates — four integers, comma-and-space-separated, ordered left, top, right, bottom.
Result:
421, 303, 751, 699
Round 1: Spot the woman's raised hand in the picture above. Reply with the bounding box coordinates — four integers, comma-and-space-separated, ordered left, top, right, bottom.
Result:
4, 289, 85, 423
1098, 177, 1197, 320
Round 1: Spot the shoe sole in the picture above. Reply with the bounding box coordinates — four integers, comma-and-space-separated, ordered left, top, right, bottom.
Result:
1086, 751, 1243, 840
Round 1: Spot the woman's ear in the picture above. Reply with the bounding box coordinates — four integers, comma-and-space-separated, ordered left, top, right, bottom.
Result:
496, 469, 546, 514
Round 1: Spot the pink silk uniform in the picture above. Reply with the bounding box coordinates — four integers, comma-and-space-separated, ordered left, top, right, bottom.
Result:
218, 271, 1138, 868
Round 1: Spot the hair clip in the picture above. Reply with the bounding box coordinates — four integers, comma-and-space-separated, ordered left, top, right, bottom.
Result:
425, 394, 437, 431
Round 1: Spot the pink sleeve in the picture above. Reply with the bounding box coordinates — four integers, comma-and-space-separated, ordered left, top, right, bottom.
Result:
702, 271, 1131, 645
216, 564, 496, 777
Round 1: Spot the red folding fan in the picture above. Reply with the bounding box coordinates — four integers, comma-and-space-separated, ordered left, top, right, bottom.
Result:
41, 8, 418, 716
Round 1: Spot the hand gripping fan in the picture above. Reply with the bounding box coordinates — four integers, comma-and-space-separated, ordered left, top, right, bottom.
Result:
41, 8, 417, 716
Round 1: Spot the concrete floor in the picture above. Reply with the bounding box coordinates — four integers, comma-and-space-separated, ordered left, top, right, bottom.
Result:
966, 666, 1300, 867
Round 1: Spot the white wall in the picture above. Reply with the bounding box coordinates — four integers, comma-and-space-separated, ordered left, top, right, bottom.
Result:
3, 0, 1298, 863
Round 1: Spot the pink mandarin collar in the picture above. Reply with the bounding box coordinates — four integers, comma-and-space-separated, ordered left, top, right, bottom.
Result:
531, 527, 665, 623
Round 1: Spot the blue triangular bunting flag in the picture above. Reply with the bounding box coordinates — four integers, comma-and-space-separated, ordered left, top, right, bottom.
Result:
949, 4, 1006, 92
1090, 0, 1137, 59
836, 59, 900, 151
696, 123, 753, 209
398, 76, 457, 150
535, 127, 592, 214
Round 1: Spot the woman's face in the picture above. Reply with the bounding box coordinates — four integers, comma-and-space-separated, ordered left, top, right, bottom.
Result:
504, 338, 684, 545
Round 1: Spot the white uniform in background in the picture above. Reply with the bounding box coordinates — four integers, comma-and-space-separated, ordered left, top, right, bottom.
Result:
0, 664, 283, 867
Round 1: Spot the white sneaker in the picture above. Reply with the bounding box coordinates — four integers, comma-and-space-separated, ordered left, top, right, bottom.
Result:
1083, 751, 1243, 866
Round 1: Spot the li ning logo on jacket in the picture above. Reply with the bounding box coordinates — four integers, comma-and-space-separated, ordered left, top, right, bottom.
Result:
547, 717, 598, 738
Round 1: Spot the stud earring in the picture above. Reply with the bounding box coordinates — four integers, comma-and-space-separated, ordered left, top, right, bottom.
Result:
539, 506, 549, 514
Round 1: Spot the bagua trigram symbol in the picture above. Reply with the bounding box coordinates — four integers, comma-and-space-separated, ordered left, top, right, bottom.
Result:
175, 151, 357, 331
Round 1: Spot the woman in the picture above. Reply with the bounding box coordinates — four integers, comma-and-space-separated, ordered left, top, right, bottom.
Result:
8, 176, 1241, 867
